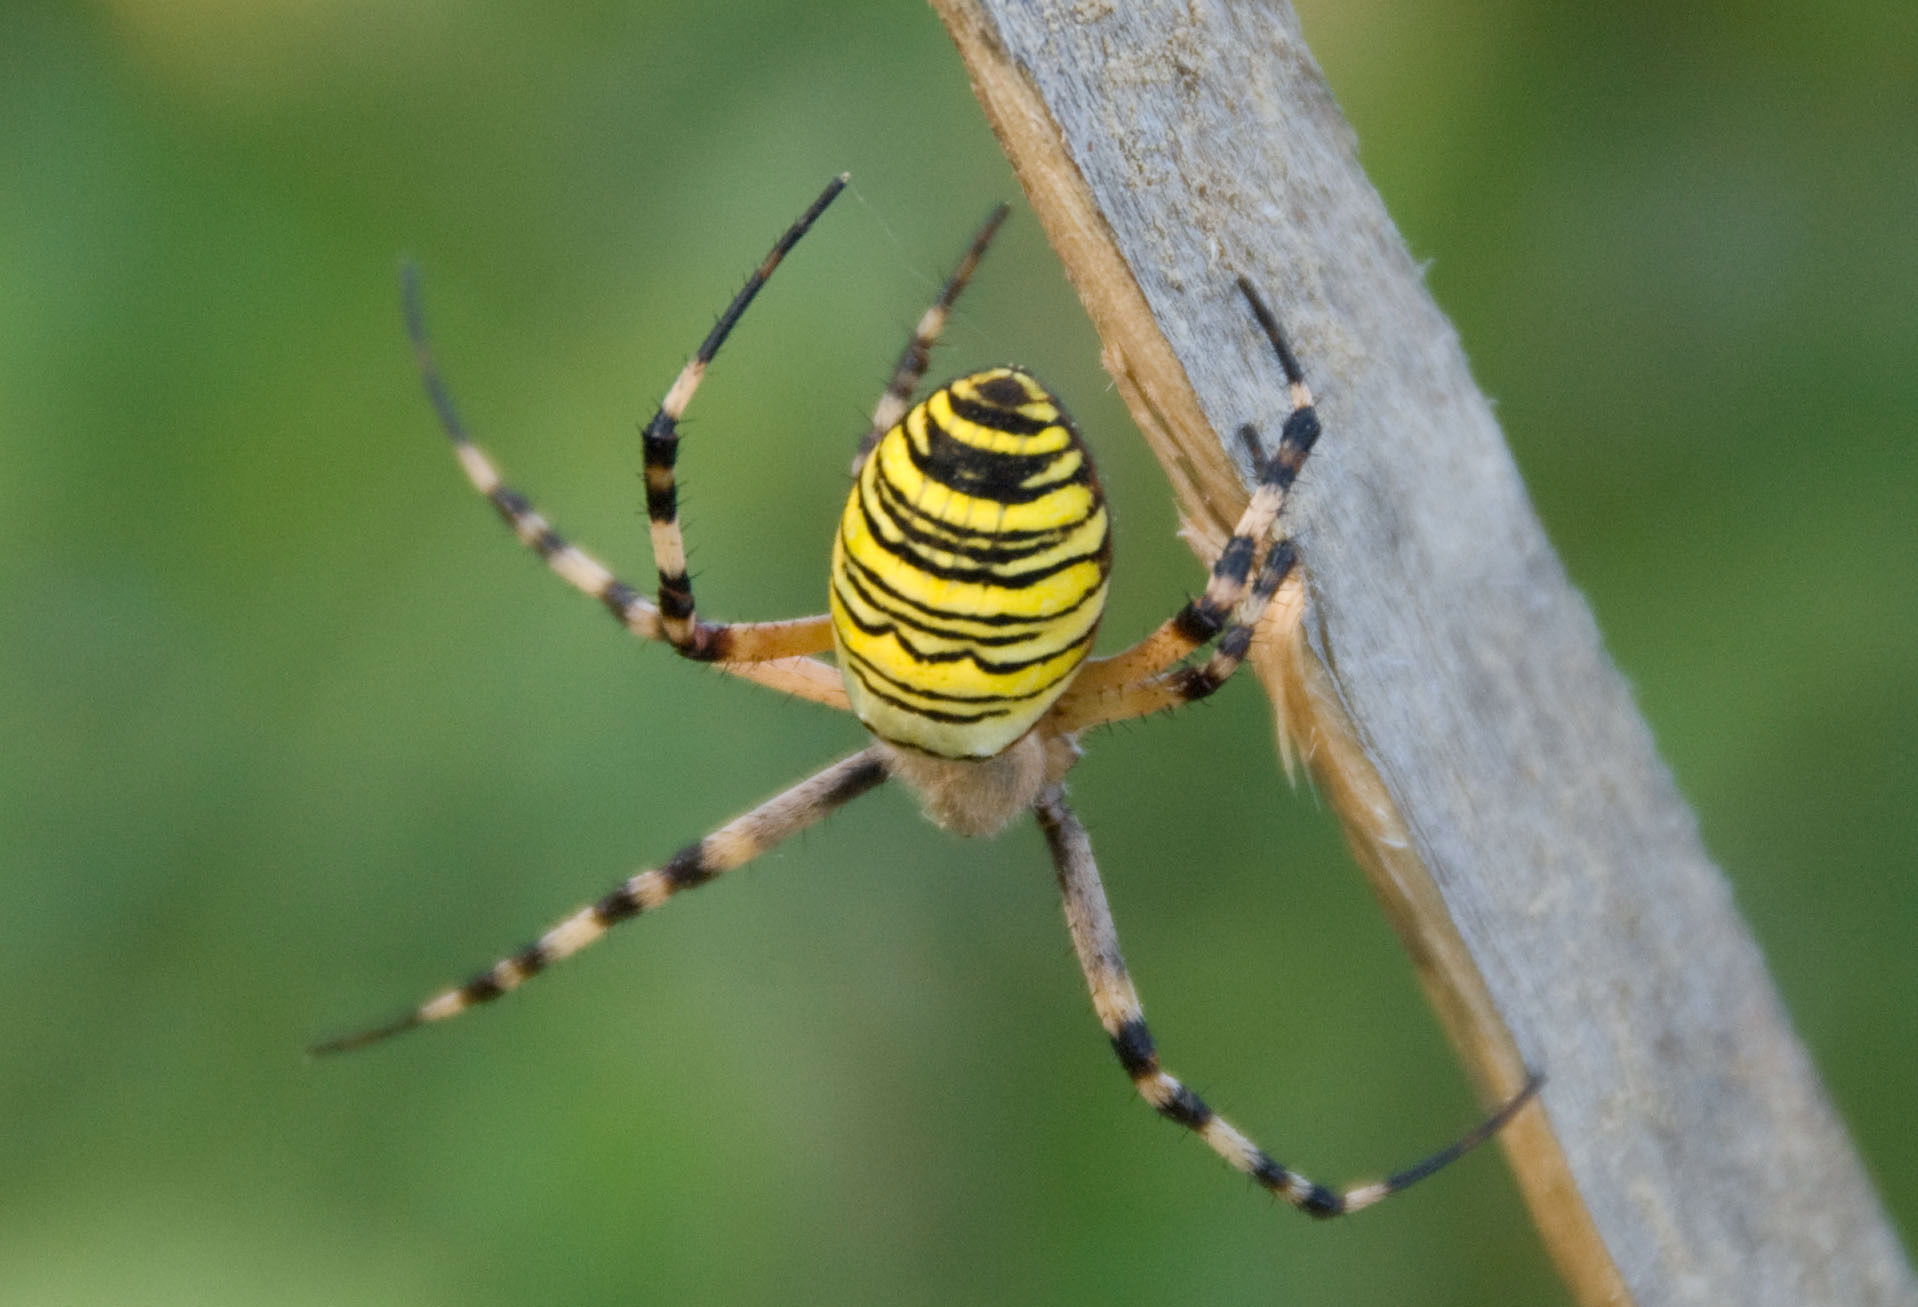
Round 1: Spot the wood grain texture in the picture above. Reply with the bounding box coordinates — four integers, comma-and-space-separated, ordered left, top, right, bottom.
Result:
928, 2, 1917, 1304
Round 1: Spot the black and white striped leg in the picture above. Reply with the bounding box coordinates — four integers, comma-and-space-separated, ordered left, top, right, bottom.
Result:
1033, 786, 1539, 1218
1158, 275, 1323, 654
402, 262, 675, 646
849, 202, 1011, 476
642, 174, 849, 657
1052, 534, 1300, 732
1060, 281, 1323, 718
1162, 531, 1298, 705
310, 747, 890, 1055
1152, 417, 1316, 707
401, 264, 842, 682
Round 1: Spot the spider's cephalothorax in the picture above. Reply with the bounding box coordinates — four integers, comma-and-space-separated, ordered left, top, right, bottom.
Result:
317, 174, 1539, 1219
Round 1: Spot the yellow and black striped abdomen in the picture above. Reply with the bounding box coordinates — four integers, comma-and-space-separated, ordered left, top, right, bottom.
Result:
831, 368, 1111, 759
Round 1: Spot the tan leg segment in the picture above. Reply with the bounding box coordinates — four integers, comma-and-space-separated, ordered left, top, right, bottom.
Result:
311, 747, 889, 1055
715, 652, 850, 711
1032, 786, 1538, 1218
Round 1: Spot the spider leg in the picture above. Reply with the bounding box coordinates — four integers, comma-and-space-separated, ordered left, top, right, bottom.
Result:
1032, 786, 1538, 1217
402, 254, 850, 713
1059, 279, 1320, 724
849, 202, 1011, 476
1051, 533, 1299, 732
641, 175, 848, 655
310, 747, 889, 1055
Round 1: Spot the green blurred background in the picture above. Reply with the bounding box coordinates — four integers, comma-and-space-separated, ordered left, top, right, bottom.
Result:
3, 1, 1911, 1302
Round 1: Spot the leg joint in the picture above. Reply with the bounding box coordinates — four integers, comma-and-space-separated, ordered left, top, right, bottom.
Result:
1110, 1016, 1159, 1079
1154, 1079, 1213, 1129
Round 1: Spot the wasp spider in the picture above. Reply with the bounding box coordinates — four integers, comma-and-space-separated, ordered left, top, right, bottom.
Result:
316, 174, 1539, 1218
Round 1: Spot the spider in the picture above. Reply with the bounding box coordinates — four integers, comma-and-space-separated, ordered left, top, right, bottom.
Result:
315, 173, 1539, 1218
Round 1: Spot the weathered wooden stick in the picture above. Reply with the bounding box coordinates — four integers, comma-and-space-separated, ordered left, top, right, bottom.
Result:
927, 2, 1916, 1303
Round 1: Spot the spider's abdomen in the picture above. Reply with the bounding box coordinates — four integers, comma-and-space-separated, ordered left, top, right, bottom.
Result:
831, 368, 1111, 759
